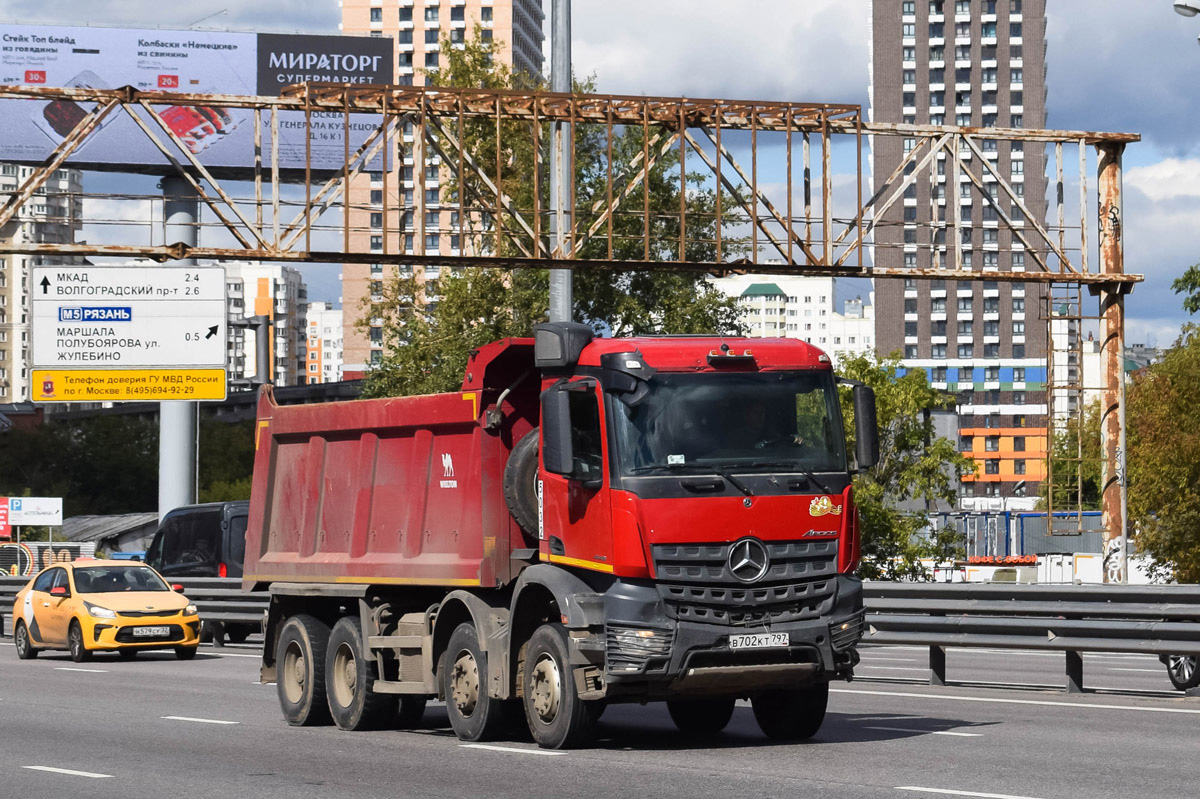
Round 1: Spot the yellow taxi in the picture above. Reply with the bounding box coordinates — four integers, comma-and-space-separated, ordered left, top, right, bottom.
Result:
12, 559, 201, 662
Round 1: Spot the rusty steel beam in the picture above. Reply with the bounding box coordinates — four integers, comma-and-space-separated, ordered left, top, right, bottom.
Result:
1095, 142, 1129, 585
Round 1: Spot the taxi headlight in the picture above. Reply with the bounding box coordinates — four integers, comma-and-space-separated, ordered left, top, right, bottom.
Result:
84, 601, 117, 619
184, 604, 198, 616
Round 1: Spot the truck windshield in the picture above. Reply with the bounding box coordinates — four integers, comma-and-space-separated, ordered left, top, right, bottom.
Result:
610, 371, 847, 474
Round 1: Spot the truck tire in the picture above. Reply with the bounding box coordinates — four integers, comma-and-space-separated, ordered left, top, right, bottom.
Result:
521, 623, 596, 749
666, 698, 736, 736
1166, 655, 1200, 691
326, 616, 392, 731
395, 696, 428, 729
504, 429, 540, 536
444, 622, 507, 742
751, 682, 828, 741
276, 614, 332, 726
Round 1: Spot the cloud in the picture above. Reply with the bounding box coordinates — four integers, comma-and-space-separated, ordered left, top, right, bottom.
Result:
0, 0, 339, 35
572, 1, 869, 103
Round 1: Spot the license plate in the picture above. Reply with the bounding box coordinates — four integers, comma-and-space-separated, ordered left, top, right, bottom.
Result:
728, 632, 789, 650
132, 626, 170, 637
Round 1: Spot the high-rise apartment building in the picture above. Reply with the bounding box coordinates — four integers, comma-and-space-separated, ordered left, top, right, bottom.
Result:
304, 301, 344, 384
870, 0, 1048, 502
708, 274, 876, 366
223, 262, 309, 387
339, 0, 546, 378
0, 165, 83, 402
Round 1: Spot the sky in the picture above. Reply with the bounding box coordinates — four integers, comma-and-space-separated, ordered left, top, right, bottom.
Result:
2, 0, 1197, 345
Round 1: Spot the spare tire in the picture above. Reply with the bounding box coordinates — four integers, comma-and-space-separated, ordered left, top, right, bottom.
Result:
504, 428, 541, 536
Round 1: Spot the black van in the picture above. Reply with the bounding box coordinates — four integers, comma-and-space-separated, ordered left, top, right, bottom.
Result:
145, 501, 250, 579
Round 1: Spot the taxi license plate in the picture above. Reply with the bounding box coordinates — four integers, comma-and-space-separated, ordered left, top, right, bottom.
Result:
728, 632, 789, 650
132, 626, 170, 637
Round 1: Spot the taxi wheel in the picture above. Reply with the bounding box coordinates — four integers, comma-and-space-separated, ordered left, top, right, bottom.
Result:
14, 621, 38, 660
277, 614, 332, 726
325, 616, 392, 731
175, 646, 198, 661
68, 620, 92, 663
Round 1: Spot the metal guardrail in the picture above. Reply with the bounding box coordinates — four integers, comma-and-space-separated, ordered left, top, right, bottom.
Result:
3, 576, 1195, 692
864, 582, 1200, 692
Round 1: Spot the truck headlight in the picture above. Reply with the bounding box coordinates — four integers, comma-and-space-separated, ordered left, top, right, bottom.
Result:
84, 601, 117, 619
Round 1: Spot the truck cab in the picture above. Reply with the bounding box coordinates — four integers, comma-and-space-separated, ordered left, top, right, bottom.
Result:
248, 323, 877, 749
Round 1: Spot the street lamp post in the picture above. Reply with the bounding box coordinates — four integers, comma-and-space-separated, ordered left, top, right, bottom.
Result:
1175, 3, 1200, 43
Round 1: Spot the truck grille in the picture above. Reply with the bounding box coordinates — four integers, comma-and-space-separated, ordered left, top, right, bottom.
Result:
652, 539, 839, 627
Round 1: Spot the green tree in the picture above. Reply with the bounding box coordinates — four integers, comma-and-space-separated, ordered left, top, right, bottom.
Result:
838, 351, 974, 580
1127, 324, 1200, 582
1171, 263, 1200, 314
361, 31, 743, 398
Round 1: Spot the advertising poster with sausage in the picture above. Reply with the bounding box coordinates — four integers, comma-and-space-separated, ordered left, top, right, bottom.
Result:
0, 24, 392, 174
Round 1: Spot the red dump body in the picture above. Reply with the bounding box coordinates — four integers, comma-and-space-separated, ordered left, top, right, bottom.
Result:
244, 338, 539, 590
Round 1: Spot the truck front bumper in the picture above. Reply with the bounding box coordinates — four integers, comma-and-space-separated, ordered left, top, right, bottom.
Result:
584, 575, 864, 700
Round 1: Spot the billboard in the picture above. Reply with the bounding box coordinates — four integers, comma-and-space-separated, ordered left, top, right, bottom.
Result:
0, 24, 393, 175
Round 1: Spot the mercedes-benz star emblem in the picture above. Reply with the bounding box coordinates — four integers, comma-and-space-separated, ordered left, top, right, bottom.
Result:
728, 537, 770, 583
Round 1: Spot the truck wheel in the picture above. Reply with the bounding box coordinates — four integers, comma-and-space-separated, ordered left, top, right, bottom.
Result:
276, 614, 332, 726
667, 698, 736, 736
522, 623, 596, 749
395, 696, 428, 729
14, 621, 38, 659
444, 622, 507, 742
1167, 655, 1200, 691
326, 616, 392, 731
503, 429, 540, 536
752, 682, 828, 741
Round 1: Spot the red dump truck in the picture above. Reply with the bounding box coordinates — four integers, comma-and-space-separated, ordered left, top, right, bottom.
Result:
246, 322, 878, 748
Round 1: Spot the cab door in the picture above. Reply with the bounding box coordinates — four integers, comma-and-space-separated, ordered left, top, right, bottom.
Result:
39, 567, 73, 645
539, 381, 614, 573
24, 568, 56, 645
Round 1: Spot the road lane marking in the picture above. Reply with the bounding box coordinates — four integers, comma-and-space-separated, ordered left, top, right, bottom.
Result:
460, 744, 566, 757
162, 716, 240, 725
204, 652, 262, 659
897, 788, 1045, 799
865, 725, 983, 737
834, 687, 1200, 714
23, 766, 113, 779
55, 667, 108, 673
1108, 668, 1165, 673
857, 666, 929, 671
861, 656, 919, 662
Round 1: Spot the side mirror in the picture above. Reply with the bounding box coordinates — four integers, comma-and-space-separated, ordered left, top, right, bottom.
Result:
540, 385, 574, 476
49, 586, 68, 597
853, 384, 879, 469
172, 584, 185, 593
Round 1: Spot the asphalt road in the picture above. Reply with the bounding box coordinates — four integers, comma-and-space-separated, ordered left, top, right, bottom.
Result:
1, 637, 1197, 799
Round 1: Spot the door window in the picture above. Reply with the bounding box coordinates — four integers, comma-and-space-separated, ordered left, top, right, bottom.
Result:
32, 569, 55, 592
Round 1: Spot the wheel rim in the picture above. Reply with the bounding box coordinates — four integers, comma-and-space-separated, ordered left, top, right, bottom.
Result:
450, 649, 480, 718
1170, 655, 1197, 684
281, 640, 307, 705
15, 624, 28, 655
330, 642, 357, 709
69, 626, 82, 655
529, 652, 562, 724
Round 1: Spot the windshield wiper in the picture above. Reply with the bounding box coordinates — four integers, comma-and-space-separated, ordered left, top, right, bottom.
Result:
627, 461, 753, 496
746, 461, 834, 494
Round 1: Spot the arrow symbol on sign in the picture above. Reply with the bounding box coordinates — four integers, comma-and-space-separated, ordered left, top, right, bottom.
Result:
205, 325, 218, 340
40, 276, 50, 294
